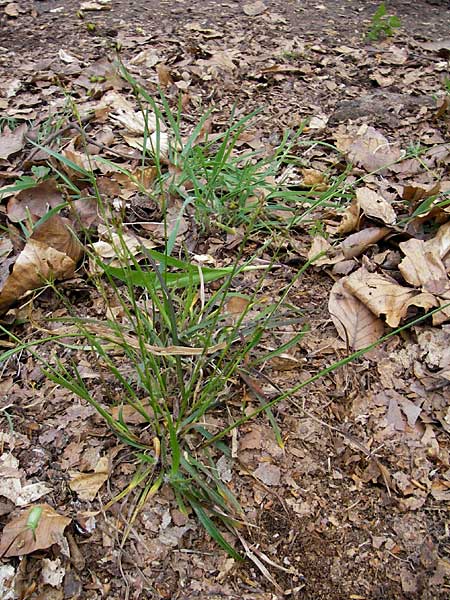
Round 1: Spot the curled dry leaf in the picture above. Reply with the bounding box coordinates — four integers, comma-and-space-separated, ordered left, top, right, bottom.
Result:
110, 108, 157, 135
69, 456, 109, 501
399, 239, 449, 296
0, 215, 82, 314
7, 179, 63, 223
335, 125, 401, 172
122, 131, 169, 159
341, 227, 390, 259
337, 198, 360, 234
0, 504, 71, 558
344, 267, 437, 327
0, 123, 28, 160
329, 279, 384, 350
243, 1, 267, 16
307, 236, 344, 266
356, 187, 396, 225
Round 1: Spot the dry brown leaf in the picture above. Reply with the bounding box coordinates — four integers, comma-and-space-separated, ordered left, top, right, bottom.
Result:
307, 236, 344, 266
7, 180, 63, 223
356, 188, 396, 225
337, 198, 360, 234
243, 1, 267, 16
0, 504, 71, 558
341, 227, 390, 259
344, 267, 437, 327
69, 456, 109, 501
225, 295, 250, 320
329, 279, 384, 350
335, 125, 401, 172
0, 123, 27, 160
399, 239, 449, 296
157, 64, 173, 88
0, 216, 82, 314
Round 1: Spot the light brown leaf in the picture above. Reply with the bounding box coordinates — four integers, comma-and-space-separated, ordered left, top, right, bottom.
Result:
329, 279, 384, 350
0, 123, 27, 160
243, 1, 267, 16
0, 216, 82, 313
0, 504, 71, 558
307, 236, 344, 266
341, 227, 390, 259
344, 267, 437, 327
356, 188, 396, 225
7, 179, 63, 223
335, 125, 401, 172
337, 198, 360, 234
399, 239, 449, 295
69, 456, 109, 501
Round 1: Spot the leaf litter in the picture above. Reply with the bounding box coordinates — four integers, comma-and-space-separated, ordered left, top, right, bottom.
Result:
1, 0, 450, 598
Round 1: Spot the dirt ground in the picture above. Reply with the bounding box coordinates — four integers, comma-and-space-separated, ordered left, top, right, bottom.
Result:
1, 0, 450, 599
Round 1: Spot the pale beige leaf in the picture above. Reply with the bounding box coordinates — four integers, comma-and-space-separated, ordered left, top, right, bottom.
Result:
335, 125, 401, 172
243, 1, 267, 16
7, 179, 63, 223
0, 216, 82, 313
341, 226, 390, 259
356, 188, 396, 225
69, 456, 109, 501
307, 236, 344, 266
344, 267, 437, 327
329, 279, 384, 350
122, 132, 169, 158
337, 198, 360, 234
0, 504, 71, 558
399, 238, 449, 295
0, 123, 27, 160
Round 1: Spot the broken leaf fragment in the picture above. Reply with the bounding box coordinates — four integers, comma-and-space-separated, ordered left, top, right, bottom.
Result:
0, 504, 71, 558
356, 187, 396, 225
335, 125, 401, 172
344, 267, 437, 327
69, 456, 109, 501
329, 279, 384, 350
0, 123, 28, 160
0, 216, 82, 314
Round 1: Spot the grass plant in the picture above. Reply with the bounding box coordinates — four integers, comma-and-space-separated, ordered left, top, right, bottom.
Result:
1, 66, 446, 560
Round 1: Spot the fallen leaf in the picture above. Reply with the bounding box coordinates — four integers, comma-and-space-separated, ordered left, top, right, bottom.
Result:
0, 216, 82, 314
344, 267, 437, 327
225, 295, 250, 321
243, 1, 267, 16
69, 456, 109, 501
337, 199, 360, 234
0, 453, 52, 506
41, 558, 65, 588
0, 564, 15, 600
0, 504, 71, 558
399, 239, 449, 296
341, 227, 390, 259
335, 125, 401, 172
7, 179, 63, 223
0, 124, 27, 160
307, 236, 344, 266
329, 279, 384, 350
356, 188, 396, 225
4, 3, 20, 17
253, 463, 281, 486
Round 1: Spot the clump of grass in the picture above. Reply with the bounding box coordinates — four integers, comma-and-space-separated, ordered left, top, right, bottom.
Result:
366, 2, 401, 41
2, 66, 443, 560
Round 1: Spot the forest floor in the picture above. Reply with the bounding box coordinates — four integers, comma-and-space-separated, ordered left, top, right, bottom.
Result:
1, 1, 450, 599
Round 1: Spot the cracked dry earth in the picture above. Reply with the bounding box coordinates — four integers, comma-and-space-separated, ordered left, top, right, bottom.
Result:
1, 0, 450, 599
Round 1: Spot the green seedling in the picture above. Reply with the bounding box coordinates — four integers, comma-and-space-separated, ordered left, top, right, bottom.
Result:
26, 506, 43, 541
366, 2, 401, 41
